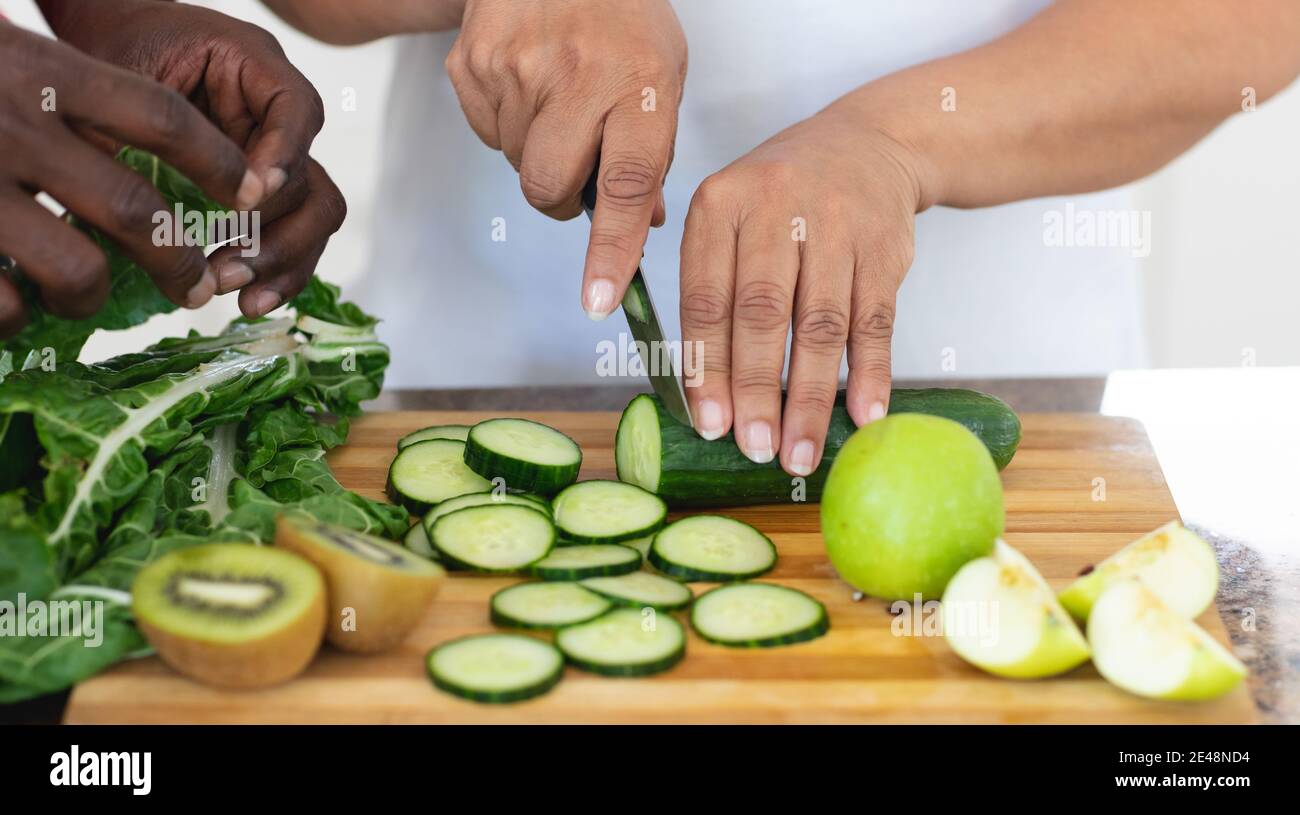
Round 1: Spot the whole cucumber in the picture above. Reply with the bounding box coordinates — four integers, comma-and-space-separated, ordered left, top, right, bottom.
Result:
615, 388, 1021, 507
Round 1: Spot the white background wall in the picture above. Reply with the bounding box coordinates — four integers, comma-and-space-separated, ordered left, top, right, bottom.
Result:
77, 1, 1300, 371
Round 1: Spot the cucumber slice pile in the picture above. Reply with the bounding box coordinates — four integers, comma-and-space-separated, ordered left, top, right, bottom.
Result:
556, 608, 686, 677
528, 544, 642, 580
427, 634, 564, 704
552, 480, 667, 545
490, 582, 612, 629
387, 438, 492, 514
649, 515, 776, 581
691, 583, 828, 647
398, 424, 471, 449
465, 418, 582, 494
431, 504, 555, 572
390, 417, 833, 703
581, 571, 694, 611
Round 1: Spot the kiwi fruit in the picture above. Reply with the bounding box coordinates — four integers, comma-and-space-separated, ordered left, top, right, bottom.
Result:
132, 543, 327, 689
275, 515, 445, 653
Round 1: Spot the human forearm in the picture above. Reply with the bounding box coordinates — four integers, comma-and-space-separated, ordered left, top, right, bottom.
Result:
261, 0, 467, 44
830, 0, 1300, 210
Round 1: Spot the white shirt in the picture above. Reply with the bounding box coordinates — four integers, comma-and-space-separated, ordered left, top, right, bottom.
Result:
366, 0, 1147, 388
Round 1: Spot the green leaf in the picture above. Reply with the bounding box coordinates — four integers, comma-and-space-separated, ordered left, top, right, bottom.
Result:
0, 494, 56, 605
289, 277, 377, 329
0, 148, 225, 363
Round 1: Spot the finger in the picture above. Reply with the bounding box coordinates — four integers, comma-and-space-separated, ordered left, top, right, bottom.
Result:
61, 55, 260, 211
208, 169, 310, 294
780, 239, 851, 477
845, 268, 898, 427
678, 177, 739, 441
0, 192, 108, 321
730, 210, 799, 464
0, 274, 26, 339
445, 43, 502, 150
235, 50, 325, 199
27, 136, 215, 309
223, 161, 346, 318
518, 98, 603, 220
651, 189, 666, 227
581, 102, 676, 319
496, 83, 535, 171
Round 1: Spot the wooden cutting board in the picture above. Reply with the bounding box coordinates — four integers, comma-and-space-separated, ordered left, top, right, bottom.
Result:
64, 411, 1257, 724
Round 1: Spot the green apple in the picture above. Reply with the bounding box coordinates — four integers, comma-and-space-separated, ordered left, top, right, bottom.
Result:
942, 539, 1090, 679
821, 413, 1004, 600
1058, 521, 1218, 622
1088, 578, 1246, 701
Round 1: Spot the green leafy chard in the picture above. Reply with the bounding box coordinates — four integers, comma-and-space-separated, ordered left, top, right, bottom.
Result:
0, 152, 400, 702
1, 148, 227, 367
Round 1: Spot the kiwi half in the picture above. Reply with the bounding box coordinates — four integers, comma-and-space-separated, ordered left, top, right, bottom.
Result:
132, 543, 327, 689
275, 515, 445, 653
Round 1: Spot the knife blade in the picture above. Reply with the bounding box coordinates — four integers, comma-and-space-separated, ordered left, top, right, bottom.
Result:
582, 169, 693, 428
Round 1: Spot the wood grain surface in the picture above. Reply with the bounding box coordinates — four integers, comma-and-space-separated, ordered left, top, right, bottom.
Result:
64, 411, 1257, 724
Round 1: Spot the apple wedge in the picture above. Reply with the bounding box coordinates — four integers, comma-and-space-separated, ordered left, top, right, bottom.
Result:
1088, 579, 1246, 701
1058, 521, 1217, 622
942, 540, 1090, 679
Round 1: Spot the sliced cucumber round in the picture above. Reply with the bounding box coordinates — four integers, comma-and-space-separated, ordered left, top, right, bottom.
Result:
422, 490, 550, 537
386, 439, 492, 514
490, 582, 612, 629
398, 424, 471, 449
427, 634, 563, 704
691, 583, 828, 647
556, 608, 685, 677
581, 571, 694, 611
404, 521, 440, 562
527, 544, 641, 580
464, 418, 582, 495
430, 504, 555, 572
551, 480, 667, 545
649, 515, 776, 581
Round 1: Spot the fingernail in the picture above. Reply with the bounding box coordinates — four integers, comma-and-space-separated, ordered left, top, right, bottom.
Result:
742, 422, 774, 464
867, 401, 887, 422
262, 168, 288, 199
696, 399, 725, 441
789, 440, 816, 476
585, 279, 616, 320
216, 262, 254, 294
185, 269, 216, 308
235, 170, 264, 211
252, 290, 281, 317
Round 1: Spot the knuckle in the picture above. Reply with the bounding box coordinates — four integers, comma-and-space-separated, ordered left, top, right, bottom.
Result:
691, 173, 735, 211
586, 229, 638, 264
680, 284, 732, 328
159, 248, 207, 289
48, 253, 108, 316
787, 380, 839, 416
318, 183, 348, 232
600, 154, 659, 207
752, 159, 797, 189
851, 355, 893, 384
518, 165, 572, 212
108, 177, 164, 234
146, 89, 194, 142
860, 222, 915, 275
735, 280, 791, 331
851, 299, 896, 342
794, 302, 849, 351
301, 87, 326, 133
732, 364, 781, 396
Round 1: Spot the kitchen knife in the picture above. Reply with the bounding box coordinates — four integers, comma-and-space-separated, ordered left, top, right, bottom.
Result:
581, 169, 693, 428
